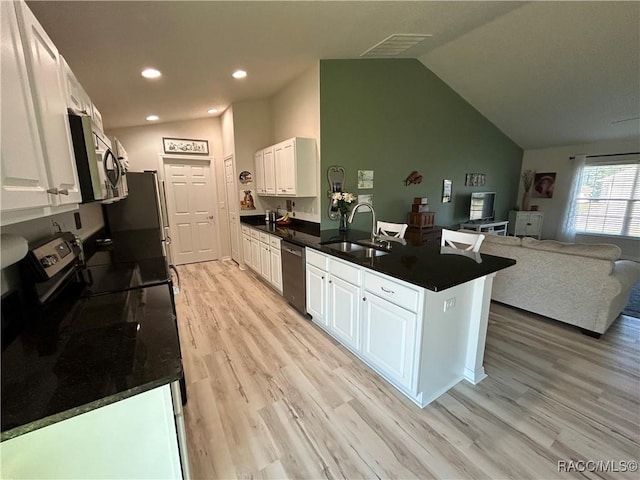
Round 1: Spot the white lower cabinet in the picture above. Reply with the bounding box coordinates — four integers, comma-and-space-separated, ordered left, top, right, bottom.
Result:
0, 384, 183, 479
242, 233, 252, 268
260, 242, 271, 280
328, 275, 360, 352
361, 293, 418, 392
244, 225, 283, 294
306, 248, 424, 404
270, 247, 282, 293
305, 264, 328, 327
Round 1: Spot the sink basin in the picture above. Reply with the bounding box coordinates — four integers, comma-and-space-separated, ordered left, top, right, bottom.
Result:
352, 247, 389, 258
324, 241, 366, 253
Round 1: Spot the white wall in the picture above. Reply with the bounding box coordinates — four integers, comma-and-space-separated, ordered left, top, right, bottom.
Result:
521, 137, 640, 260
230, 100, 272, 217
108, 117, 230, 257
266, 63, 321, 223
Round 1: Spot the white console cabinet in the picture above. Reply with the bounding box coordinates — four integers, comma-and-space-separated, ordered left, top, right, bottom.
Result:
508, 211, 544, 239
459, 220, 509, 236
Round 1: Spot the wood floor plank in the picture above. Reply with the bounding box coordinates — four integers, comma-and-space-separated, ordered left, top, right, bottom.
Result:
176, 260, 640, 479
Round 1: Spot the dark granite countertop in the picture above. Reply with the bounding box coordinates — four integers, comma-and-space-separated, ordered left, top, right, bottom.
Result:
1, 229, 181, 441
241, 218, 515, 292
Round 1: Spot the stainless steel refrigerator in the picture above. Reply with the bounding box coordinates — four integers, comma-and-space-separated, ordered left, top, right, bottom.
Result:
103, 171, 172, 265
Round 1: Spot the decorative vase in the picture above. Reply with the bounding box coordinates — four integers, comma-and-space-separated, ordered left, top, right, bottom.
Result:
521, 189, 530, 211
339, 212, 349, 232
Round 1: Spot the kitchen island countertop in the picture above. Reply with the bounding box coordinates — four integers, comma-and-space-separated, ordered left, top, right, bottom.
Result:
240, 218, 515, 292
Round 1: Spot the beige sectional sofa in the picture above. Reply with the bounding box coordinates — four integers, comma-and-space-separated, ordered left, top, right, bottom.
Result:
477, 234, 640, 336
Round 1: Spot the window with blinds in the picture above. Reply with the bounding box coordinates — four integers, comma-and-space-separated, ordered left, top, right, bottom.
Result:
575, 162, 639, 237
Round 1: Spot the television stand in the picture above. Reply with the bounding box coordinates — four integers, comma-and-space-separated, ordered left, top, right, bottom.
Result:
459, 220, 508, 236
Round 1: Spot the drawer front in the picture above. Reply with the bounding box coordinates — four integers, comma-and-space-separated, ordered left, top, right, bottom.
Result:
241, 225, 250, 235
270, 236, 281, 250
250, 229, 260, 240
364, 271, 421, 312
329, 257, 361, 285
306, 248, 328, 271
259, 232, 270, 244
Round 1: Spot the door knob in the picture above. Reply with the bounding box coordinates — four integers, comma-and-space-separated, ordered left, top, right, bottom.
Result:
207, 215, 214, 219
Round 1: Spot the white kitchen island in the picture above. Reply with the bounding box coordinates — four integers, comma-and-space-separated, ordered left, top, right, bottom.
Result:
306, 247, 498, 407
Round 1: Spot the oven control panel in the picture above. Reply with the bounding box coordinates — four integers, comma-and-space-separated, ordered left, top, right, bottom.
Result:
27, 232, 79, 280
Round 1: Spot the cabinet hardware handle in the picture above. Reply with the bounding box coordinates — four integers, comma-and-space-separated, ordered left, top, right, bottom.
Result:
321, 276, 325, 280
58, 189, 69, 195
380, 286, 395, 294
363, 297, 367, 301
46, 188, 59, 194
329, 280, 332, 283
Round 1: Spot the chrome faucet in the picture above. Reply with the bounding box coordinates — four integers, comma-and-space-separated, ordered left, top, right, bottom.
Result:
348, 202, 377, 244
348, 202, 407, 248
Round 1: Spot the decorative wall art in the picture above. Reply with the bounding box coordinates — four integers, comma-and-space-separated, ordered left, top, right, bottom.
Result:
239, 171, 253, 184
442, 179, 452, 203
532, 172, 556, 198
162, 137, 209, 155
465, 173, 486, 186
240, 190, 255, 210
357, 170, 374, 189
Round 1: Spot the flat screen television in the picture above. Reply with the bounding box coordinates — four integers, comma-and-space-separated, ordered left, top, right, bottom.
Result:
469, 192, 496, 221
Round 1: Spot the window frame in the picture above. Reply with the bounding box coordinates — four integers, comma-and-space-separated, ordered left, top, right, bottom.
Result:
574, 156, 639, 239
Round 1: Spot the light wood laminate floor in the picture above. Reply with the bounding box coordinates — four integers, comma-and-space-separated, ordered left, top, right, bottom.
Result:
174, 260, 639, 480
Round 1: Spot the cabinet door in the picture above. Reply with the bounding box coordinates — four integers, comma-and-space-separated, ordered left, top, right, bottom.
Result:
242, 234, 252, 268
260, 243, 271, 281
270, 247, 282, 292
361, 294, 418, 392
275, 140, 296, 196
91, 103, 104, 134
18, 2, 81, 206
254, 150, 265, 194
306, 264, 328, 327
263, 147, 276, 195
328, 276, 360, 351
250, 238, 261, 271
0, 1, 50, 213
525, 213, 543, 236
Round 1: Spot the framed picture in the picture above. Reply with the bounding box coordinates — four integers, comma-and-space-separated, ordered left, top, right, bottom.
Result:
357, 170, 374, 189
162, 137, 209, 155
532, 172, 556, 198
465, 173, 486, 186
442, 179, 452, 203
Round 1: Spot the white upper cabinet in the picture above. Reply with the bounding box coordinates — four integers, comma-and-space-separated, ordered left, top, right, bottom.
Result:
91, 102, 104, 134
255, 150, 265, 194
263, 147, 276, 195
16, 0, 81, 206
60, 55, 92, 115
0, 1, 50, 214
256, 137, 317, 197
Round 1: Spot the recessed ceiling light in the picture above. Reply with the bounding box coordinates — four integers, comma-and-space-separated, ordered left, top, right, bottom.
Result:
146, 115, 159, 121
232, 70, 247, 79
207, 108, 218, 114
141, 68, 162, 79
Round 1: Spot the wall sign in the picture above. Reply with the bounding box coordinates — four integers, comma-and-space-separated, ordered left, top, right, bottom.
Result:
162, 137, 209, 155
239, 171, 253, 184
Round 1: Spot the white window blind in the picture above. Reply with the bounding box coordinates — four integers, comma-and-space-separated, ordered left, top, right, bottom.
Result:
574, 160, 639, 237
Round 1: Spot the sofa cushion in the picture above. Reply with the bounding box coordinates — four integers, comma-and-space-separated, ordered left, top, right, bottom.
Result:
482, 234, 522, 246
521, 237, 621, 261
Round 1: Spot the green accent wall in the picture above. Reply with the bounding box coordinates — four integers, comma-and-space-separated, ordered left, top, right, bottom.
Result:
320, 59, 523, 231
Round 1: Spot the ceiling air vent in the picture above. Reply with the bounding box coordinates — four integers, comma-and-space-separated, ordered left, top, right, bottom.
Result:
361, 34, 432, 57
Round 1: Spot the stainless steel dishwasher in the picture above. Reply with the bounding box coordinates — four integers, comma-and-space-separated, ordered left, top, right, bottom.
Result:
281, 241, 306, 315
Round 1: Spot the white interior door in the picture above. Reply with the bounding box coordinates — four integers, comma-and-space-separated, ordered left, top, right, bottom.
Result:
224, 156, 241, 263
163, 159, 219, 265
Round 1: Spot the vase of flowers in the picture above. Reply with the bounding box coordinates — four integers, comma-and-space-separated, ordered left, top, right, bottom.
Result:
521, 169, 534, 211
332, 191, 356, 232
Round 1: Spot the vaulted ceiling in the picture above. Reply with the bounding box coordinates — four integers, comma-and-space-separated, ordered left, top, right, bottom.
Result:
27, 1, 639, 150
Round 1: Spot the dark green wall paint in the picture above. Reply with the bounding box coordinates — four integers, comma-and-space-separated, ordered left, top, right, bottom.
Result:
320, 59, 523, 231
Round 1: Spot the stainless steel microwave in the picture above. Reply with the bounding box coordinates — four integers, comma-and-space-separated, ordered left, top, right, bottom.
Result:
69, 111, 128, 203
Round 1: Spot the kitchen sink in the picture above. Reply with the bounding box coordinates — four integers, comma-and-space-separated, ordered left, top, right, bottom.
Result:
324, 241, 366, 253
324, 241, 389, 258
351, 247, 389, 258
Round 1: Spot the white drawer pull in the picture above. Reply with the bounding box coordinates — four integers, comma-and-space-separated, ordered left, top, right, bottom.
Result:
380, 286, 395, 294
